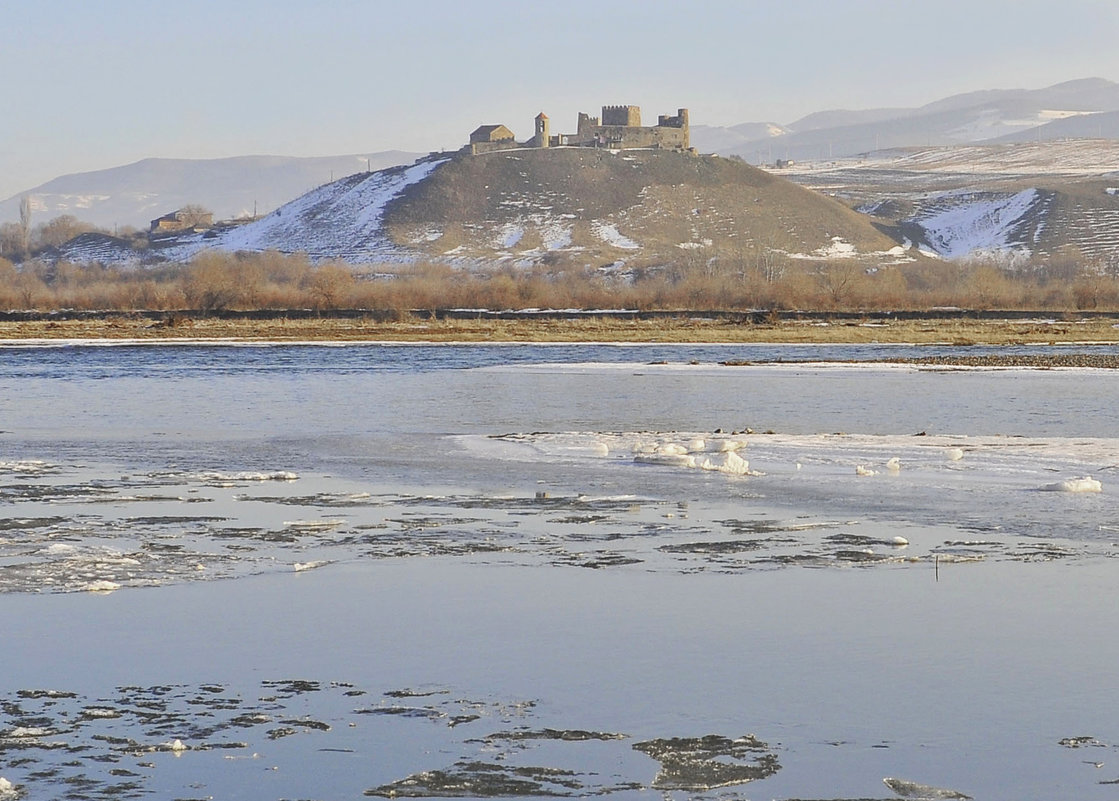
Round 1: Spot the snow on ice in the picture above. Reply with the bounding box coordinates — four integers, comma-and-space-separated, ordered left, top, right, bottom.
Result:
1040, 476, 1102, 493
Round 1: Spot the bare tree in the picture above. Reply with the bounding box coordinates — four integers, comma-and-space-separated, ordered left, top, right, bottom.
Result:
309, 264, 355, 309
177, 204, 213, 229
34, 215, 95, 250
183, 252, 239, 310
0, 222, 25, 260
816, 261, 865, 308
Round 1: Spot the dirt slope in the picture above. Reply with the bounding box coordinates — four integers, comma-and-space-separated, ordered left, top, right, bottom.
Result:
383, 148, 907, 267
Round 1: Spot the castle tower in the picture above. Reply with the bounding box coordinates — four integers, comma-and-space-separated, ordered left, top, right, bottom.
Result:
601, 105, 641, 127
534, 112, 550, 148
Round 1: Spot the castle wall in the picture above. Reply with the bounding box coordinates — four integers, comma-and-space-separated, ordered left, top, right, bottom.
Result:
577, 112, 600, 137
469, 140, 523, 155
466, 106, 691, 154
568, 106, 689, 150
574, 126, 681, 149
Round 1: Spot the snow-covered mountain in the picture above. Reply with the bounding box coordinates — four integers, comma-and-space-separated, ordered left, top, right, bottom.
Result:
692, 78, 1119, 162
0, 151, 422, 230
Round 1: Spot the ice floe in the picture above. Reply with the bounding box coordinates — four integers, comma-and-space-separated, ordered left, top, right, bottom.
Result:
6, 727, 49, 738
81, 707, 122, 719
283, 519, 346, 531
196, 471, 299, 483
82, 580, 121, 594
293, 560, 333, 572
632, 436, 756, 475
1040, 476, 1102, 493
883, 776, 972, 799
0, 460, 53, 474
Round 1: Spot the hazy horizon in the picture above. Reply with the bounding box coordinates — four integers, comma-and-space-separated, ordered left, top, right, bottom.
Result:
3, 0, 1118, 202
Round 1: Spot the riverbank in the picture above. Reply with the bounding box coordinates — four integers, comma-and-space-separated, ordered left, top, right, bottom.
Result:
4, 311, 1119, 345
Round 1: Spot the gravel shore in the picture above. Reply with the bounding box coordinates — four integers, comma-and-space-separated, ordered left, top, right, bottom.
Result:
885, 354, 1119, 369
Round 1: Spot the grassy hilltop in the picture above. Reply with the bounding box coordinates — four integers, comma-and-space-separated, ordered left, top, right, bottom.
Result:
384, 148, 905, 267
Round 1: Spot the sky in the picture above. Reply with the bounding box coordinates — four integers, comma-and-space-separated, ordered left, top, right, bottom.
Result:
2, 0, 1118, 200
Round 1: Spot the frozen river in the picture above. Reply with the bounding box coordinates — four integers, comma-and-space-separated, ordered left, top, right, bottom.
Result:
2, 341, 1119, 800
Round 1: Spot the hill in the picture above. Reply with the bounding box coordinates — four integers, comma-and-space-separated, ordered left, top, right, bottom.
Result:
55, 148, 911, 269
778, 140, 1119, 264
380, 148, 906, 266
0, 152, 422, 230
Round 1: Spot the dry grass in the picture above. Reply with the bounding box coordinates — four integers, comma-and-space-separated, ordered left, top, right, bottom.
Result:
11, 249, 1119, 315
5, 314, 1119, 345
9, 247, 1119, 347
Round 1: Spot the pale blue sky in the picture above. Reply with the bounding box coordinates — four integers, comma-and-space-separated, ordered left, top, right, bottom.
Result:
2, 0, 1118, 200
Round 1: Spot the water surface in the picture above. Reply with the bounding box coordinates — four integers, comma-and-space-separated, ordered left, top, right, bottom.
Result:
1, 342, 1117, 800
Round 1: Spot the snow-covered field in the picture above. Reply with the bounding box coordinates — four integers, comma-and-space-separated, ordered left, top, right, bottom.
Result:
913, 188, 1043, 260
779, 141, 1119, 262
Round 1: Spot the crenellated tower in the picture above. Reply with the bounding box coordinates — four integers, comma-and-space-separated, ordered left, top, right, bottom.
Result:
601, 105, 641, 127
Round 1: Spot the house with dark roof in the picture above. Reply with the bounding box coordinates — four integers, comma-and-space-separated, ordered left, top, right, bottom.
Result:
149, 208, 213, 234
469, 124, 516, 145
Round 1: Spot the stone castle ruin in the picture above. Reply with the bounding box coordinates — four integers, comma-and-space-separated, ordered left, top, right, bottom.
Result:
468, 105, 690, 155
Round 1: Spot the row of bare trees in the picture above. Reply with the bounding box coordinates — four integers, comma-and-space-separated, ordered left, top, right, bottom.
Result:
5, 248, 1119, 313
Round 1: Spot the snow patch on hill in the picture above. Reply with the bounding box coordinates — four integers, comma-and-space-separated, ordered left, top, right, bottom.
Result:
592, 221, 640, 250
205, 159, 448, 261
778, 237, 914, 264
913, 189, 1042, 260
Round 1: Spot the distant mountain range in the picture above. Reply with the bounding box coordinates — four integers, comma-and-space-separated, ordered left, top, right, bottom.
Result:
690, 77, 1119, 161
8, 78, 1119, 234
10, 77, 1119, 269
0, 152, 422, 230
